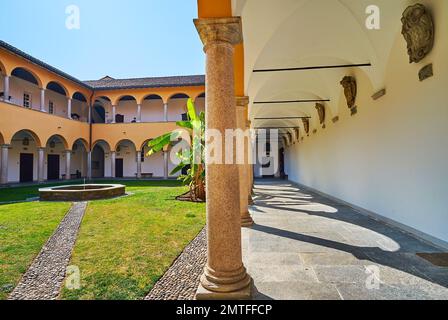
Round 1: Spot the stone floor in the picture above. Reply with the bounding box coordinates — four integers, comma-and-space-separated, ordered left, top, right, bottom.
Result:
244, 180, 448, 300
9, 202, 87, 300
146, 228, 207, 300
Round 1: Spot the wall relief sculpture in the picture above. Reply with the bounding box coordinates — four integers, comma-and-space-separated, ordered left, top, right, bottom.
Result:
315, 103, 325, 127
340, 76, 357, 115
294, 128, 300, 141
401, 3, 434, 64
302, 118, 310, 136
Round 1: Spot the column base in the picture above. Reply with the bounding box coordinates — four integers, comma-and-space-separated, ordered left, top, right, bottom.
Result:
195, 265, 252, 300
241, 213, 254, 228
196, 280, 252, 300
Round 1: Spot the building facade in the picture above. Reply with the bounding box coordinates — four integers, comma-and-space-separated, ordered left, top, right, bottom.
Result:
0, 40, 205, 183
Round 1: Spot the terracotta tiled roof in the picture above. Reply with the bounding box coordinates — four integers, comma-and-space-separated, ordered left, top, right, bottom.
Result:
0, 40, 205, 91
84, 75, 205, 90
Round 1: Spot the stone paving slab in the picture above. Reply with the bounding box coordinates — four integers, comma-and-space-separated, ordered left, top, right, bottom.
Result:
145, 228, 206, 300
244, 179, 448, 300
8, 202, 87, 300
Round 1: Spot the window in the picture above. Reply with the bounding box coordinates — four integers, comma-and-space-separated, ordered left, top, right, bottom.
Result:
48, 101, 54, 114
23, 93, 31, 108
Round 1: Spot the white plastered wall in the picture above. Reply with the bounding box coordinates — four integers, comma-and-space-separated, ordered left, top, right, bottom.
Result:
284, 4, 448, 243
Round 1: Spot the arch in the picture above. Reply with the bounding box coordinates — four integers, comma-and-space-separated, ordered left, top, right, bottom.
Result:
46, 81, 68, 96
92, 102, 106, 124
115, 139, 137, 153
72, 138, 89, 151
73, 92, 87, 102
194, 92, 205, 101
140, 94, 163, 105
11, 67, 42, 87
113, 94, 137, 106
92, 139, 111, 151
46, 134, 69, 150
11, 129, 42, 147
95, 95, 111, 102
140, 139, 154, 152
0, 131, 4, 145
168, 93, 190, 101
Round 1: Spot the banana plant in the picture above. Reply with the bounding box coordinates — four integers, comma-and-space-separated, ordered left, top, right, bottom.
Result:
146, 98, 206, 201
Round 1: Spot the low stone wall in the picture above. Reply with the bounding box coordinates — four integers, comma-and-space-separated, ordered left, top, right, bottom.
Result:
39, 184, 125, 201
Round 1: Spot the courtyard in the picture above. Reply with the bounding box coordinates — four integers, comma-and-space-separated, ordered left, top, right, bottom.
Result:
1, 179, 447, 300
0, 180, 205, 300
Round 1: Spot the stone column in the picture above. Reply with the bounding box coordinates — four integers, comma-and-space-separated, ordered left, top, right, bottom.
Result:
163, 103, 168, 122
194, 17, 251, 299
112, 105, 117, 123
1, 145, 9, 184
3, 75, 10, 101
236, 96, 253, 227
110, 151, 116, 178
40, 89, 46, 112
67, 98, 72, 119
163, 151, 169, 180
247, 120, 254, 204
137, 150, 142, 178
137, 104, 142, 123
37, 147, 45, 183
65, 150, 71, 180
87, 151, 92, 180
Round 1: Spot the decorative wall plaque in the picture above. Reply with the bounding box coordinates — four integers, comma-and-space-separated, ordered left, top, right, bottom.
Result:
315, 103, 325, 127
401, 4, 434, 64
294, 128, 300, 141
340, 76, 357, 114
302, 118, 310, 136
419, 63, 433, 81
372, 89, 386, 100
287, 132, 292, 145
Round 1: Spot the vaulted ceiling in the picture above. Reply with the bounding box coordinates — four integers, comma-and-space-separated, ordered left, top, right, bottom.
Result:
232, 0, 413, 139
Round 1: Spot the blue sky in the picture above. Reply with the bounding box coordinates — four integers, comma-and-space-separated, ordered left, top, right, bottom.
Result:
0, 0, 205, 80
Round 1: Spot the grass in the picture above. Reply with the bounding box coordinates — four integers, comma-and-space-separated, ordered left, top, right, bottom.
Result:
0, 202, 70, 300
0, 180, 204, 300
59, 180, 206, 300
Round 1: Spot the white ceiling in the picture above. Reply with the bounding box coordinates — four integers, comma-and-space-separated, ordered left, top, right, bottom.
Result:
233, 0, 412, 136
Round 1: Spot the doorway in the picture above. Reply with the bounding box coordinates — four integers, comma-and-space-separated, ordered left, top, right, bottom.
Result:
47, 154, 60, 180
115, 158, 124, 178
19, 153, 34, 183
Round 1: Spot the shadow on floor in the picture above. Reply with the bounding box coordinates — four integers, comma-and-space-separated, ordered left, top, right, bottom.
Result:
249, 179, 448, 290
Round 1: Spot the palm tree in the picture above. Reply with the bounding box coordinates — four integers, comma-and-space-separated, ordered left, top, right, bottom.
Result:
146, 98, 206, 201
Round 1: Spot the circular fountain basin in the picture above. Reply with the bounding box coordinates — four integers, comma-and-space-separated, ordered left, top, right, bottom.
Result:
39, 184, 126, 201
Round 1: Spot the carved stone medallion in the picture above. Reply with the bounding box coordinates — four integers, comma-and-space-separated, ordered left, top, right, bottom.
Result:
315, 103, 325, 126
302, 118, 310, 136
401, 4, 434, 63
340, 76, 357, 111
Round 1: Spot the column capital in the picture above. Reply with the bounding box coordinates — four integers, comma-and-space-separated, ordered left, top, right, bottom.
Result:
236, 96, 249, 109
1, 144, 11, 149
194, 17, 243, 48
65, 149, 72, 153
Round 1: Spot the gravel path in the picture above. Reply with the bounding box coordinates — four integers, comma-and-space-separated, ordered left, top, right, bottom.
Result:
8, 202, 87, 300
146, 227, 207, 300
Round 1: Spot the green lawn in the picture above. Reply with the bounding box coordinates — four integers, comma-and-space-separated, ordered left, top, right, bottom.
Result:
0, 180, 206, 300
0, 202, 70, 300
60, 180, 205, 300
